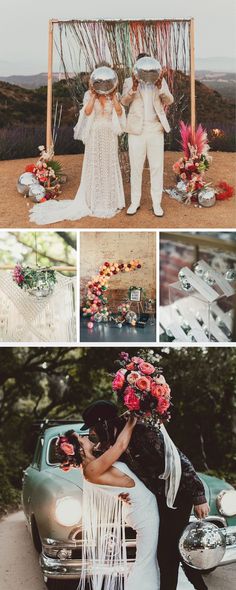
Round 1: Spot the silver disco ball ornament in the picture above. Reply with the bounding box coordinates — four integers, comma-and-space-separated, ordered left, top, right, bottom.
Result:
133, 56, 162, 84
27, 269, 56, 298
94, 312, 103, 323
177, 180, 188, 193
90, 66, 118, 95
178, 270, 193, 291
198, 187, 216, 208
193, 262, 204, 278
179, 522, 226, 570
28, 184, 46, 202
225, 269, 236, 282
17, 172, 38, 196
125, 311, 137, 324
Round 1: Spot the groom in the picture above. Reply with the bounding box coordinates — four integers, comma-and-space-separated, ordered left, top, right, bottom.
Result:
121, 53, 174, 217
81, 400, 210, 590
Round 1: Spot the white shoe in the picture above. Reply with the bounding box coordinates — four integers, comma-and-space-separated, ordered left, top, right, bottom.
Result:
127, 204, 140, 215
153, 205, 164, 217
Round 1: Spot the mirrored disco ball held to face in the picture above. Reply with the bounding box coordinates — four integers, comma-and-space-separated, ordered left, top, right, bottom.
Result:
133, 56, 162, 84
90, 66, 118, 95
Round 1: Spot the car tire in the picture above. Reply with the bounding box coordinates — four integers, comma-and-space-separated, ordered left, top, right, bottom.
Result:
46, 581, 79, 590
31, 515, 42, 553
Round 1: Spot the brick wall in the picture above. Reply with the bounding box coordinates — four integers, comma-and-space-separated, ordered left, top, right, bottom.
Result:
80, 232, 156, 309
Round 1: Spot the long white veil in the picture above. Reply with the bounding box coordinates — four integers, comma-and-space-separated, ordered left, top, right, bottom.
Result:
159, 424, 182, 509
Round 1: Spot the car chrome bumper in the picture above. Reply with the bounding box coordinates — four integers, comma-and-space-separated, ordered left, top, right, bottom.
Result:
219, 526, 236, 567
41, 537, 136, 580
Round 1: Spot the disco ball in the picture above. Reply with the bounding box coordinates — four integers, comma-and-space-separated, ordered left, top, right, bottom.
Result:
125, 311, 138, 324
90, 66, 118, 95
17, 172, 38, 196
133, 57, 162, 84
198, 187, 216, 208
179, 521, 226, 570
28, 183, 46, 202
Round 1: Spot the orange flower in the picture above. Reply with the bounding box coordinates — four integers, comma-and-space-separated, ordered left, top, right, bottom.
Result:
136, 376, 151, 391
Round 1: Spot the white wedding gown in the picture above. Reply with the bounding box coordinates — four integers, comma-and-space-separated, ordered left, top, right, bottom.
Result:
29, 94, 126, 225
79, 461, 160, 590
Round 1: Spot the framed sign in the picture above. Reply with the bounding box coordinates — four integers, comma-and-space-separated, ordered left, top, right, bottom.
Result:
129, 288, 142, 302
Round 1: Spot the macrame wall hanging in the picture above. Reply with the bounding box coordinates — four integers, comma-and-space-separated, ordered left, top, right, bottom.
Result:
47, 18, 194, 176
0, 235, 77, 342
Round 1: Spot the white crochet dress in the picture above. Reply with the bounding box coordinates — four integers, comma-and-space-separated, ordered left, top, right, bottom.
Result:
29, 93, 126, 225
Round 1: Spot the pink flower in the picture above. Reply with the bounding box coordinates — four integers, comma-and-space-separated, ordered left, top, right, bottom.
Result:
161, 384, 171, 399
127, 371, 140, 385
120, 352, 129, 361
180, 173, 187, 180
124, 387, 140, 411
150, 383, 165, 399
126, 362, 135, 370
60, 442, 75, 456
136, 376, 151, 391
157, 397, 170, 415
131, 356, 142, 364
139, 361, 155, 375
112, 371, 125, 391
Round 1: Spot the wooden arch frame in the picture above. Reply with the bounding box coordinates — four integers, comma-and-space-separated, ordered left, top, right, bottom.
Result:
46, 18, 195, 151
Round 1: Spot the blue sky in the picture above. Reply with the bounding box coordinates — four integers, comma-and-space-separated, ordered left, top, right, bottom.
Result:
0, 0, 235, 75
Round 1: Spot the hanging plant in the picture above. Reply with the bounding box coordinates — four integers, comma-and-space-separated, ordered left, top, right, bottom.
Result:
12, 264, 57, 298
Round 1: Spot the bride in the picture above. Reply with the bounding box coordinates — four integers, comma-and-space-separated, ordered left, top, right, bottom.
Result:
29, 69, 126, 225
59, 417, 160, 590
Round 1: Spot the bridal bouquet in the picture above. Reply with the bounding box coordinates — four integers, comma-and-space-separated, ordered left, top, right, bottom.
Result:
112, 350, 171, 428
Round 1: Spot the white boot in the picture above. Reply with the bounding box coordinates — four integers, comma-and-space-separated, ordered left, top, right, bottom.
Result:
153, 204, 164, 217
127, 204, 140, 215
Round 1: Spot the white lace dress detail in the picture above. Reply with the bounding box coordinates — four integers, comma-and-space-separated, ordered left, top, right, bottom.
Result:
29, 94, 126, 225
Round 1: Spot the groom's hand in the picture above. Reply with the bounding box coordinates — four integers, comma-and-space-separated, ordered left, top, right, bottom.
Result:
194, 502, 210, 519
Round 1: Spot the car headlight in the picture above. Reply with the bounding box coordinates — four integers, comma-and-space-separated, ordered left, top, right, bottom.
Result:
55, 496, 82, 526
216, 489, 236, 517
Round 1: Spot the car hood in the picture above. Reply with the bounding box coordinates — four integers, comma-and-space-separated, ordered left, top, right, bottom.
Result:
43, 466, 83, 490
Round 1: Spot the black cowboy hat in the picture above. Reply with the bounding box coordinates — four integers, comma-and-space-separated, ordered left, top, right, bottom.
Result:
81, 400, 118, 431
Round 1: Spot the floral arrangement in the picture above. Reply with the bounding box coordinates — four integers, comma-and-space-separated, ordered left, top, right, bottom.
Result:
12, 264, 57, 292
117, 302, 131, 316
112, 350, 171, 428
172, 121, 211, 200
24, 145, 62, 202
169, 122, 234, 205
83, 259, 142, 324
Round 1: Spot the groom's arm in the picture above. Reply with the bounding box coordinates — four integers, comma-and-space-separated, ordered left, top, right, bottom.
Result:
157, 78, 174, 106
177, 450, 207, 505
121, 77, 137, 106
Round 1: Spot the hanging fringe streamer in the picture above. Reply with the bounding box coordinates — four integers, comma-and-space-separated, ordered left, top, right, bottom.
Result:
54, 19, 190, 115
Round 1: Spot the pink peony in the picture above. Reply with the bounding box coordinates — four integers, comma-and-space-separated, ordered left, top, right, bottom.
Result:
136, 376, 151, 391
150, 383, 165, 399
157, 397, 170, 415
120, 352, 129, 361
112, 371, 125, 391
126, 362, 135, 371
139, 361, 155, 375
124, 387, 140, 411
127, 371, 140, 385
161, 384, 171, 399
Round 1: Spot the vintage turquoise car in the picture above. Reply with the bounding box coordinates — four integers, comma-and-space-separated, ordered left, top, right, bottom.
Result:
22, 421, 236, 590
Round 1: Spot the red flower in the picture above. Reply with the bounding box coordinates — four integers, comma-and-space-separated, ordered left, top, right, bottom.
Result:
157, 397, 170, 415
25, 164, 36, 173
112, 371, 125, 391
124, 387, 140, 411
126, 362, 135, 370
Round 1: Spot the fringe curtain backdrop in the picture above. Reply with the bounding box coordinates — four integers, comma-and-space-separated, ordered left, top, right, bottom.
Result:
0, 271, 77, 342
53, 19, 191, 156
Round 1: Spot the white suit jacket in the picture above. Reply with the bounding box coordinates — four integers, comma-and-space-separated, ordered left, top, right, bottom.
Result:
121, 77, 174, 134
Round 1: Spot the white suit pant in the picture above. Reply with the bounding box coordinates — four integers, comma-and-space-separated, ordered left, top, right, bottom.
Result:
128, 121, 164, 208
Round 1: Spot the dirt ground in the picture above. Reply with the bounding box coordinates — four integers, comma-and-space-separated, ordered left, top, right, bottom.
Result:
0, 152, 235, 229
